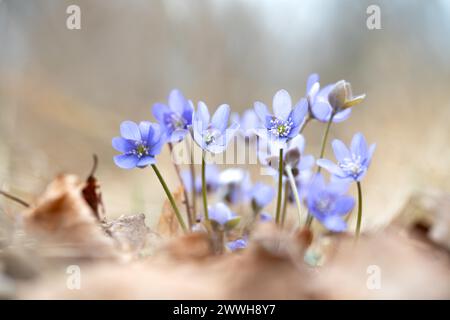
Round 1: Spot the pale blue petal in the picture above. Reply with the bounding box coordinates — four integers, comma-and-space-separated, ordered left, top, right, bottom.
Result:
196, 101, 210, 127
137, 156, 156, 167
306, 73, 319, 93
139, 121, 153, 142
333, 196, 355, 215
168, 89, 186, 115
332, 139, 351, 162
333, 109, 352, 122
316, 159, 345, 176
114, 154, 138, 169
288, 134, 305, 154
291, 98, 308, 125
322, 215, 347, 232
152, 103, 170, 123
120, 121, 140, 141
254, 101, 269, 123
112, 137, 134, 153
272, 89, 292, 120
351, 133, 368, 158
298, 154, 315, 171
211, 104, 231, 133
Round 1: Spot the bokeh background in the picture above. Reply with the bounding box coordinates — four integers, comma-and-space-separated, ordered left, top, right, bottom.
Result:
1, 0, 449, 228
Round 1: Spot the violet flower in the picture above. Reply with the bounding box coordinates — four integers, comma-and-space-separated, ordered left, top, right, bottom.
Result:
231, 109, 260, 138
218, 168, 252, 205
306, 174, 355, 232
227, 238, 248, 251
208, 202, 241, 230
152, 89, 193, 143
191, 102, 239, 154
249, 182, 275, 211
317, 133, 376, 182
112, 121, 165, 169
254, 89, 308, 146
181, 165, 220, 194
311, 79, 366, 123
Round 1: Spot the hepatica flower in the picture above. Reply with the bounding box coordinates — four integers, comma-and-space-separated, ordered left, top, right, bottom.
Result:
112, 121, 165, 169
227, 238, 248, 251
254, 89, 308, 145
181, 165, 219, 194
208, 202, 240, 230
306, 174, 355, 232
317, 133, 376, 182
218, 168, 252, 204
249, 182, 275, 211
152, 89, 193, 143
259, 134, 314, 177
311, 79, 366, 123
231, 109, 260, 138
192, 102, 239, 154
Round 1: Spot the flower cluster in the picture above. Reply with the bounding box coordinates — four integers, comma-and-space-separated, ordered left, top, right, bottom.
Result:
112, 75, 374, 252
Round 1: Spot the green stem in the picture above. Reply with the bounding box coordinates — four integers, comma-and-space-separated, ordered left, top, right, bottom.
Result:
355, 181, 363, 239
280, 181, 289, 227
275, 148, 284, 224
168, 143, 193, 228
186, 138, 197, 220
285, 165, 303, 225
317, 114, 334, 173
306, 113, 335, 228
151, 164, 187, 233
201, 152, 209, 221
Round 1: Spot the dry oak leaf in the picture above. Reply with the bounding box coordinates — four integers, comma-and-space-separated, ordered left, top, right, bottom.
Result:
21, 174, 117, 259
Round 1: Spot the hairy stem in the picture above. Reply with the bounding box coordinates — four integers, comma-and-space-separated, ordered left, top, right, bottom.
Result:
280, 181, 289, 227
355, 181, 363, 239
187, 139, 197, 219
168, 143, 193, 228
151, 164, 187, 233
201, 152, 209, 221
285, 165, 303, 225
275, 148, 284, 224
306, 113, 335, 228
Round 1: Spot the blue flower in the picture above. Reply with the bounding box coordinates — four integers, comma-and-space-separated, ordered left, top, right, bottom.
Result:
112, 121, 165, 169
191, 102, 239, 153
254, 89, 308, 145
249, 182, 275, 210
310, 79, 366, 123
152, 89, 193, 143
306, 174, 355, 232
231, 109, 260, 138
317, 133, 376, 182
208, 202, 240, 228
181, 165, 220, 195
218, 168, 252, 204
258, 134, 314, 177
227, 238, 248, 251
259, 212, 273, 222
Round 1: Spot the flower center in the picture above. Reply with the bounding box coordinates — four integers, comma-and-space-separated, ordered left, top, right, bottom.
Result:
269, 117, 293, 138
315, 193, 335, 213
204, 127, 221, 145
131, 142, 149, 158
164, 112, 186, 132
339, 156, 363, 178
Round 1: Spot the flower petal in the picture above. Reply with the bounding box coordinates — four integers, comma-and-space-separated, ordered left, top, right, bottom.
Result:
120, 121, 140, 141
316, 158, 345, 177
152, 103, 170, 123
298, 154, 315, 171
254, 101, 269, 123
114, 154, 138, 169
291, 98, 308, 126
306, 73, 319, 94
322, 215, 347, 232
351, 133, 368, 159
332, 139, 351, 162
272, 89, 292, 120
168, 89, 187, 115
211, 104, 231, 133
333, 196, 355, 215
311, 101, 332, 122
112, 137, 134, 153
287, 134, 305, 154
194, 101, 210, 129
139, 121, 153, 142
332, 108, 352, 122
136, 155, 156, 167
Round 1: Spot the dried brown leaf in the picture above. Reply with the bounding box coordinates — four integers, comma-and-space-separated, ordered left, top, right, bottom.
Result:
156, 186, 185, 237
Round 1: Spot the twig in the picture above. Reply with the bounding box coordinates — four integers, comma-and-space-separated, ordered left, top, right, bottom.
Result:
0, 190, 30, 208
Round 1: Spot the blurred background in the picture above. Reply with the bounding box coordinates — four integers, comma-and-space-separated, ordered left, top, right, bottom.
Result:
1, 0, 449, 228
